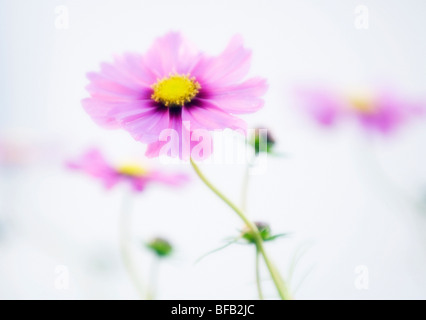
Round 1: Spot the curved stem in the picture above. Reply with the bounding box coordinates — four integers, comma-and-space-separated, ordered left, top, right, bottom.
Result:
190, 158, 292, 300
119, 193, 150, 299
255, 245, 264, 300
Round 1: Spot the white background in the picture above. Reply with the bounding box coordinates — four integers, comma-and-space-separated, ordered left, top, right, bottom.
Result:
1, 0, 426, 299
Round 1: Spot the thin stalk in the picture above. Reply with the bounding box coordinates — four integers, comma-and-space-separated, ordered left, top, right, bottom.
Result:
241, 163, 251, 213
149, 257, 160, 299
119, 193, 149, 299
242, 159, 264, 299
255, 245, 264, 300
190, 158, 292, 300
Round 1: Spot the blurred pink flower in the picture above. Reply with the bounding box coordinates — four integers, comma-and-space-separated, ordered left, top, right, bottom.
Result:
66, 148, 189, 192
0, 140, 29, 167
83, 32, 267, 159
295, 87, 425, 134
0, 135, 62, 168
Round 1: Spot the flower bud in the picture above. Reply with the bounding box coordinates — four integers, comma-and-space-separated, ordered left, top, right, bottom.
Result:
242, 222, 271, 243
250, 128, 276, 155
146, 237, 173, 257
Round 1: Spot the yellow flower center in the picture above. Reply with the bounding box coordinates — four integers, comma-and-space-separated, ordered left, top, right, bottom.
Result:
347, 92, 376, 114
117, 163, 148, 177
151, 74, 201, 107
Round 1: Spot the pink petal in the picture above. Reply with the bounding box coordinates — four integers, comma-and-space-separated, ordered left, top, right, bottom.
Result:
86, 72, 146, 101
115, 53, 158, 86
182, 102, 247, 133
148, 171, 190, 186
171, 115, 191, 160
145, 114, 194, 160
203, 77, 268, 114
97, 55, 156, 89
122, 109, 171, 143
129, 177, 148, 192
66, 148, 118, 186
295, 87, 343, 127
191, 35, 252, 86
82, 98, 154, 129
145, 140, 167, 158
144, 32, 201, 78
102, 175, 121, 190
355, 92, 414, 134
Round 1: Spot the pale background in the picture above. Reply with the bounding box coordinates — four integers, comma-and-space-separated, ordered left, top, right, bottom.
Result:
1, 0, 426, 299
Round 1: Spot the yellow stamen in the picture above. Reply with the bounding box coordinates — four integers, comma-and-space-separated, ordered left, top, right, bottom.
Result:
151, 73, 201, 107
117, 163, 148, 177
347, 92, 376, 114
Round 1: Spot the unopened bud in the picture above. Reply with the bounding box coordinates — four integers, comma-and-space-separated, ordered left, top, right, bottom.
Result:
250, 128, 276, 155
242, 222, 271, 243
146, 237, 173, 257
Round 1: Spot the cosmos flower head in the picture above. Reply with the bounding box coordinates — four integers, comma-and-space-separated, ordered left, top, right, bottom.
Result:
295, 87, 425, 135
66, 148, 189, 192
83, 32, 268, 160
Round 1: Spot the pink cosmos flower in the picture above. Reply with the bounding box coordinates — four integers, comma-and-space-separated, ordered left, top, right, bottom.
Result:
82, 32, 268, 159
295, 87, 425, 135
66, 148, 189, 192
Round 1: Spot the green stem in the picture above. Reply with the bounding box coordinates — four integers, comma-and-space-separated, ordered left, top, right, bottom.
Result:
190, 158, 292, 300
241, 163, 250, 213
242, 160, 264, 299
119, 193, 150, 299
149, 256, 160, 299
255, 245, 264, 300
